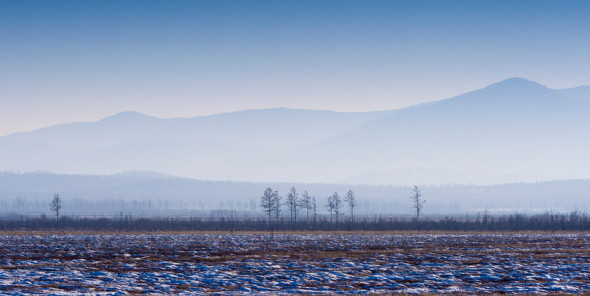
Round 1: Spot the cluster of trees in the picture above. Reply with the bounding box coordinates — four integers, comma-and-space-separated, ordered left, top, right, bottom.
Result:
259, 186, 427, 229
41, 186, 423, 227
260, 187, 359, 229
325, 191, 359, 223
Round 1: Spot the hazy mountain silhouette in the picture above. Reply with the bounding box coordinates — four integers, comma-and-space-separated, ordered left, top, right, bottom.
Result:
2, 108, 389, 150
1, 78, 589, 184
285, 78, 590, 183
0, 108, 390, 180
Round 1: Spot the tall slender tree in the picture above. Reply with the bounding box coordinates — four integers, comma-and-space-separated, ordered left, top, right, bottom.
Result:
344, 190, 358, 223
333, 192, 343, 225
286, 187, 299, 224
326, 194, 335, 222
260, 188, 277, 227
272, 193, 282, 223
49, 193, 62, 222
300, 190, 312, 223
410, 185, 426, 219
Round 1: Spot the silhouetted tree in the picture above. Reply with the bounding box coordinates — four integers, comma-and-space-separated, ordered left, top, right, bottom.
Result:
49, 193, 62, 222
333, 192, 343, 225
344, 190, 357, 223
272, 193, 282, 222
300, 190, 312, 223
286, 187, 299, 223
260, 188, 277, 227
410, 185, 426, 219
326, 194, 335, 222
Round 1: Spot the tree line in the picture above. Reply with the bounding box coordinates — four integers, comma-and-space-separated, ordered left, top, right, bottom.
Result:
260, 187, 360, 230
1, 186, 588, 231
259, 186, 427, 229
1, 211, 589, 231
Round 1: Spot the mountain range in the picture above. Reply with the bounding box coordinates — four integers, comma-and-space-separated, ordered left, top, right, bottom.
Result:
1, 77, 589, 185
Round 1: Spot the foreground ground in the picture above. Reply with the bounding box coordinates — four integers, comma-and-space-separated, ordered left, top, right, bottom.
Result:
0, 232, 589, 295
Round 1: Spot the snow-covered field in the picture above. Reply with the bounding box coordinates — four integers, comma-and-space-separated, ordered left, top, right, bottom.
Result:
0, 233, 589, 295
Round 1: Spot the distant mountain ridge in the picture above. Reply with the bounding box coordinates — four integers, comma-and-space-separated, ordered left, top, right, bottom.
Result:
275, 78, 590, 183
1, 78, 589, 184
3, 108, 390, 150
0, 108, 393, 181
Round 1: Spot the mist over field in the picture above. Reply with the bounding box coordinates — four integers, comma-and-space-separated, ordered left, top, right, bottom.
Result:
2, 1, 590, 219
1, 171, 590, 217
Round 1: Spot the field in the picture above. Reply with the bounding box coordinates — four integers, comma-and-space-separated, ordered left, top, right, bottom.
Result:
0, 232, 589, 295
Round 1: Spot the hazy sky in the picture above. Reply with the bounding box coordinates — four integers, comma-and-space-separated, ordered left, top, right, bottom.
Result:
1, 0, 589, 136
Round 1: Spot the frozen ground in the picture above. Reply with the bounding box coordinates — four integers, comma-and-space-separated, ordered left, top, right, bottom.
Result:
0, 233, 589, 295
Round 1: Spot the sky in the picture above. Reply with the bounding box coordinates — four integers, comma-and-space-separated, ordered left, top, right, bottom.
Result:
1, 0, 590, 136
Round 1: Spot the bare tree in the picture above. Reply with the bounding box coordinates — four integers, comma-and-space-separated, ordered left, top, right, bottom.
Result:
344, 190, 358, 223
299, 190, 312, 223
410, 185, 426, 219
272, 193, 282, 222
333, 192, 343, 225
326, 194, 335, 222
260, 188, 277, 227
286, 187, 299, 224
49, 193, 62, 221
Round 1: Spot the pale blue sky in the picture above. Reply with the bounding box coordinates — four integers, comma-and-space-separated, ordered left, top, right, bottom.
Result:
1, 0, 589, 135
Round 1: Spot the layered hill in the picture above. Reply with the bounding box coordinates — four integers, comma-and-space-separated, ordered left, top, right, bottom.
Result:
1, 78, 589, 184
0, 109, 390, 181
292, 78, 590, 183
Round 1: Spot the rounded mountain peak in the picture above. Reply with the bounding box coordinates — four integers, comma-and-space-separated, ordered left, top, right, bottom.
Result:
99, 111, 157, 123
485, 77, 549, 91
